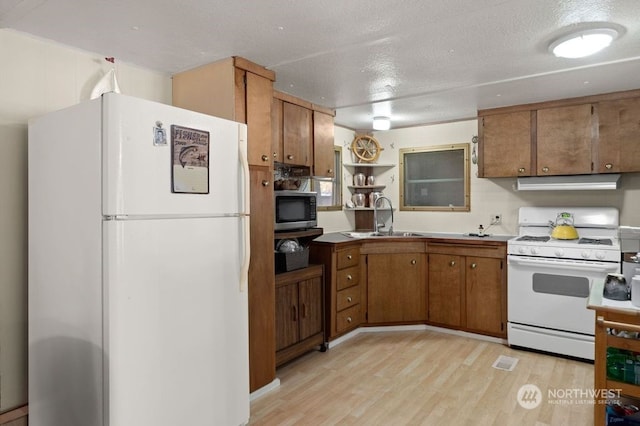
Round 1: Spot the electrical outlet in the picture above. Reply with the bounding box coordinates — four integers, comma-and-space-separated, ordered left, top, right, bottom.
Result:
491, 214, 502, 225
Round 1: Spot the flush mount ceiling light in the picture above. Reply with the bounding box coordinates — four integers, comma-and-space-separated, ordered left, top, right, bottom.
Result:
549, 28, 618, 58
372, 116, 391, 130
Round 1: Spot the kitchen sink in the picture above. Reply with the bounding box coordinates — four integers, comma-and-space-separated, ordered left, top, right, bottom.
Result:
342, 231, 424, 239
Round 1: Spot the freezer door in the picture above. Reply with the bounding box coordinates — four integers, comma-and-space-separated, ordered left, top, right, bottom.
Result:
102, 93, 247, 216
104, 217, 249, 425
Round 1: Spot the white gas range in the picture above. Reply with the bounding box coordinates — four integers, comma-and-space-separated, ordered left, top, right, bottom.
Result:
507, 207, 621, 361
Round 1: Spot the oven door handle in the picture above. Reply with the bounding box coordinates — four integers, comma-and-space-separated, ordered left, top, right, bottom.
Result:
508, 256, 619, 273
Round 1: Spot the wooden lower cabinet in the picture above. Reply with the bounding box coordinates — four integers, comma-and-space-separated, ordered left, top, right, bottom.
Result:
310, 243, 363, 340
367, 251, 426, 323
427, 253, 463, 327
275, 265, 325, 366
427, 241, 507, 338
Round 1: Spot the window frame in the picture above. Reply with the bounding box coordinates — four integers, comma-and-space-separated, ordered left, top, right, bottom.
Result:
399, 143, 470, 212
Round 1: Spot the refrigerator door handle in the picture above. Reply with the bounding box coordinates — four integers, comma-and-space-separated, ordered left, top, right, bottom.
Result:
239, 125, 250, 293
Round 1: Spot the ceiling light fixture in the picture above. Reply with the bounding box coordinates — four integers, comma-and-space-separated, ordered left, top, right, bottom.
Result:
549, 28, 618, 58
372, 116, 391, 130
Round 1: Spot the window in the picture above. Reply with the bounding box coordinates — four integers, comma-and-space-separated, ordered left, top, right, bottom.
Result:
399, 143, 470, 211
313, 147, 342, 210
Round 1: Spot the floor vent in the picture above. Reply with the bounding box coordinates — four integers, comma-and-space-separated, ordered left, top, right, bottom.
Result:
492, 355, 519, 371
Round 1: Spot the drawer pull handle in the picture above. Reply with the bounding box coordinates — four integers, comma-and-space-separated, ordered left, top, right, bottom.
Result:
273, 152, 278, 158
449, 260, 456, 267
287, 154, 294, 160
292, 305, 297, 321
346, 316, 352, 323
542, 166, 549, 173
605, 163, 613, 170
347, 296, 352, 303
518, 167, 525, 173
346, 274, 352, 280
470, 263, 477, 269
261, 180, 270, 187
261, 154, 269, 162
328, 169, 333, 174
347, 255, 352, 260
411, 259, 417, 265
596, 316, 640, 333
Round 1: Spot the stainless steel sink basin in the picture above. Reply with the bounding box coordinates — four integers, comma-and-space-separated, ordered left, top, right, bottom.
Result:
342, 231, 424, 238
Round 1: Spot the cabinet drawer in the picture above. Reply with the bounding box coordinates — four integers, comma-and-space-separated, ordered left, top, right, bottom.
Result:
336, 265, 359, 291
336, 286, 360, 312
336, 304, 360, 334
337, 247, 360, 270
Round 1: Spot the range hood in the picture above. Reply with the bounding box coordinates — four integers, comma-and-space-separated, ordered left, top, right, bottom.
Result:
516, 174, 620, 191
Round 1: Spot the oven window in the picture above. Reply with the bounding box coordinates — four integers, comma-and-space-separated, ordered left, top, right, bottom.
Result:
532, 273, 590, 298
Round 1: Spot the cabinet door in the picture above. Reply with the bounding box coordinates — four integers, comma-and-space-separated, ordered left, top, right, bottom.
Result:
598, 97, 640, 173
298, 276, 323, 340
479, 111, 532, 177
313, 111, 335, 178
275, 283, 299, 351
537, 104, 593, 175
428, 253, 463, 326
271, 97, 283, 164
245, 72, 274, 167
283, 102, 313, 166
368, 253, 426, 323
248, 167, 275, 391
465, 257, 503, 335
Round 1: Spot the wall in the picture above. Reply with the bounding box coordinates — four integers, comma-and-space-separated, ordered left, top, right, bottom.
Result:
0, 29, 172, 414
318, 120, 640, 235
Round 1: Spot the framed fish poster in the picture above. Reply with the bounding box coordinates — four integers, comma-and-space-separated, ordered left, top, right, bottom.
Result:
171, 125, 210, 194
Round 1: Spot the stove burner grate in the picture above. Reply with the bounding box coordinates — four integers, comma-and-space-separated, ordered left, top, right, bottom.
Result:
578, 238, 613, 246
516, 236, 551, 242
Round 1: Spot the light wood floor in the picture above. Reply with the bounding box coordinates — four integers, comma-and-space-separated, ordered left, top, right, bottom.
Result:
249, 330, 594, 426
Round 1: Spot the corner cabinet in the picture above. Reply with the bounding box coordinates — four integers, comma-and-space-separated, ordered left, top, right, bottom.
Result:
343, 163, 395, 231
427, 240, 507, 338
362, 241, 427, 324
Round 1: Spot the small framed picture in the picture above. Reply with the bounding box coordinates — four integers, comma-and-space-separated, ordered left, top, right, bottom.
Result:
170, 125, 210, 194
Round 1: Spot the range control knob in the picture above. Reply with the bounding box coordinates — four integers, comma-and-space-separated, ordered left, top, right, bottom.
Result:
595, 251, 605, 260
554, 249, 564, 257
518, 247, 526, 254
581, 251, 591, 259
531, 247, 539, 255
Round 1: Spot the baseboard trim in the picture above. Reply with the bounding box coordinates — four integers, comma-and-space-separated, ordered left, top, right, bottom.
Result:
327, 324, 506, 349
0, 405, 28, 424
250, 378, 281, 401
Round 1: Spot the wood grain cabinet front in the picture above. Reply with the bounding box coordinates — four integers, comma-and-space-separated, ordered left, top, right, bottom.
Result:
427, 242, 507, 338
275, 265, 325, 367
310, 243, 363, 341
478, 89, 640, 179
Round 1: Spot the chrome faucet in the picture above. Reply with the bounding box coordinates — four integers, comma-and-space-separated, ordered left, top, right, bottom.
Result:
373, 196, 394, 235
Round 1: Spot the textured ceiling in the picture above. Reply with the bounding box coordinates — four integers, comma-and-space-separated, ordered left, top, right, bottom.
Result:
2, 0, 640, 130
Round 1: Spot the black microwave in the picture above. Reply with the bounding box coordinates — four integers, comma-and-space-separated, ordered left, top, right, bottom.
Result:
274, 191, 317, 231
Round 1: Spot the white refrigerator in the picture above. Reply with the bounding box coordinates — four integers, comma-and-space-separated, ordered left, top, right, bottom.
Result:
28, 93, 250, 425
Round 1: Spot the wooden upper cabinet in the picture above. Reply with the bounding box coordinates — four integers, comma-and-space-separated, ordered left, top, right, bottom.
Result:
313, 110, 335, 178
597, 97, 640, 173
479, 111, 532, 177
271, 97, 283, 164
245, 71, 274, 166
536, 104, 594, 176
283, 102, 313, 167
172, 57, 275, 167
